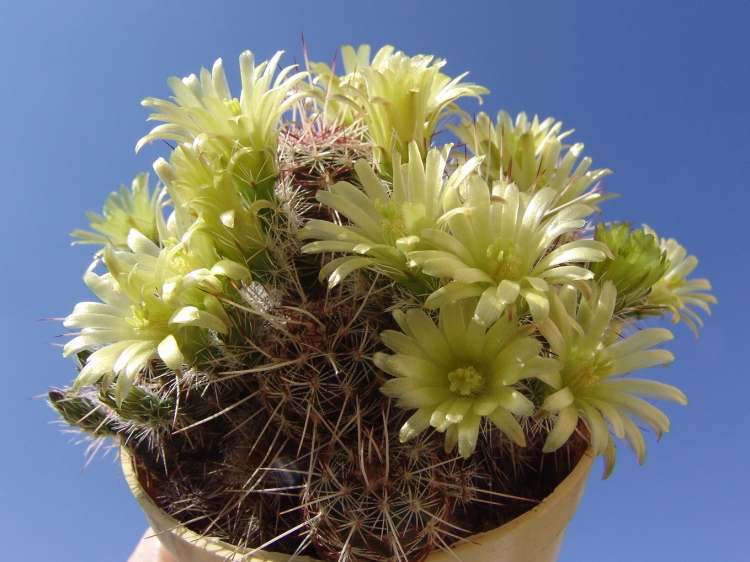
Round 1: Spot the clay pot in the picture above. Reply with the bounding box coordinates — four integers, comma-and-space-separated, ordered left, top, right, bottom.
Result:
122, 447, 593, 562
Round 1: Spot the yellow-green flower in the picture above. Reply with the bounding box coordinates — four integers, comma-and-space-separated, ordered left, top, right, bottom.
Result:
300, 142, 480, 292
153, 148, 270, 265
304, 44, 377, 128
64, 227, 250, 403
642, 226, 717, 333
452, 111, 612, 209
64, 265, 182, 403
410, 180, 611, 326
137, 51, 307, 201
312, 45, 487, 174
375, 302, 558, 458
537, 282, 686, 476
71, 172, 164, 249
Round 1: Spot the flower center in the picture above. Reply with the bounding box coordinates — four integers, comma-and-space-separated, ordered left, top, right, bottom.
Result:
487, 242, 521, 283
376, 200, 407, 244
224, 98, 242, 116
126, 304, 151, 331
566, 355, 612, 394
447, 366, 485, 397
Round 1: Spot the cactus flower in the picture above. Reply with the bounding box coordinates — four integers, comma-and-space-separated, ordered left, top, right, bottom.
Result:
642, 226, 717, 333
537, 282, 687, 476
410, 180, 611, 326
375, 301, 558, 458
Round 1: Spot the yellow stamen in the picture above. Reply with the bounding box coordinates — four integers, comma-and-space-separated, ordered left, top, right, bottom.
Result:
448, 366, 485, 396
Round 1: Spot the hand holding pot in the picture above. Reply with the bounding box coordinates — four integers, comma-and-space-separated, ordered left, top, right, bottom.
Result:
128, 529, 175, 562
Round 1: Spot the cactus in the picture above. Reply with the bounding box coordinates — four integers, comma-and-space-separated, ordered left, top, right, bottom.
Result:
49, 45, 715, 561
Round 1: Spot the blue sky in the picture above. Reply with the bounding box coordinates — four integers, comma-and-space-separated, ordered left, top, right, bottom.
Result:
2, 1, 748, 560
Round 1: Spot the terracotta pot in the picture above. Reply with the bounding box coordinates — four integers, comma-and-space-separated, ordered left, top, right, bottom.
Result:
121, 447, 594, 562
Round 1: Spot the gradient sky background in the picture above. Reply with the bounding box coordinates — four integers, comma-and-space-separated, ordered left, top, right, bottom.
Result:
2, 1, 748, 560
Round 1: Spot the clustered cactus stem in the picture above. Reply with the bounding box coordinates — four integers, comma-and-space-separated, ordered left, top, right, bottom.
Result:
50, 44, 715, 561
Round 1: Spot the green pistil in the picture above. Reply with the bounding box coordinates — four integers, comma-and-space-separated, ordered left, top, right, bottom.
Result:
376, 200, 407, 244
566, 356, 612, 394
487, 243, 521, 283
126, 304, 151, 331
224, 98, 242, 116
448, 366, 485, 397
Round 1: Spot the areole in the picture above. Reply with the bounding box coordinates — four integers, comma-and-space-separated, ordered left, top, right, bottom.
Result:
121, 447, 594, 562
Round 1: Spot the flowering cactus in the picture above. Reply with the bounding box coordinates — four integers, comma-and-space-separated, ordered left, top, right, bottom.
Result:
49, 45, 715, 561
